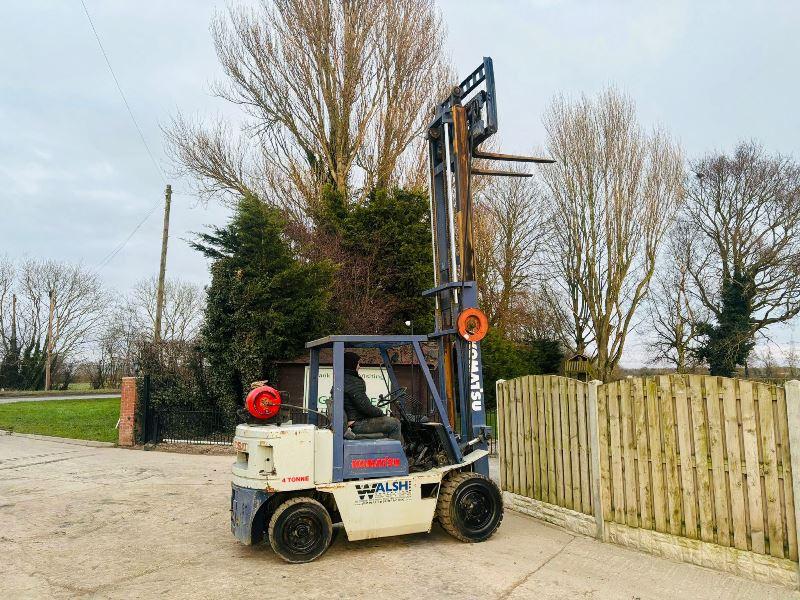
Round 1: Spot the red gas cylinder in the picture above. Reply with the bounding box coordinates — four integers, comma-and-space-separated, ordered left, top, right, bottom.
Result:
245, 385, 282, 420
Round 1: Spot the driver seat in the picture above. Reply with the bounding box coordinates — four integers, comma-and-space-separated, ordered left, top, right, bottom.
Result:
344, 426, 385, 441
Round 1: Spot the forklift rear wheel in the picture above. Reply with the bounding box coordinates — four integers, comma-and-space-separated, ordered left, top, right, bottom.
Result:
436, 472, 503, 542
268, 497, 333, 563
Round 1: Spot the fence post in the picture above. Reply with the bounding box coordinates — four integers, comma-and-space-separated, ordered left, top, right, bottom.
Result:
587, 379, 605, 541
784, 380, 800, 587
496, 379, 506, 491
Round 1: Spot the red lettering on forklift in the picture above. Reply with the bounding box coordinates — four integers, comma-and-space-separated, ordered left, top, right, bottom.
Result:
351, 457, 401, 469
281, 476, 310, 483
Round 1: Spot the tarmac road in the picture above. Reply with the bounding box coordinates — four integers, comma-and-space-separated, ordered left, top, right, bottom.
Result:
0, 434, 797, 600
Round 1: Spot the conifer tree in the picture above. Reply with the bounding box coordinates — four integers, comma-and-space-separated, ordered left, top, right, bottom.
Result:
193, 195, 335, 414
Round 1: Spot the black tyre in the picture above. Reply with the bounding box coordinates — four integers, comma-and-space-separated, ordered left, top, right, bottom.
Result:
436, 472, 503, 542
268, 497, 333, 563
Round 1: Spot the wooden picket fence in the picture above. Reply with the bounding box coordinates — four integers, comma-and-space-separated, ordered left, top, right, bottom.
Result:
496, 374, 800, 582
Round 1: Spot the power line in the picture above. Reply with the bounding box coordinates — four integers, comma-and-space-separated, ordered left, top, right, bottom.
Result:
95, 200, 163, 270
79, 0, 171, 270
79, 0, 166, 183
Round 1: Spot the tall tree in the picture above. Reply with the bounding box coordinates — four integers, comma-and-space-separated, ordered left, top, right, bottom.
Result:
0, 258, 107, 390
167, 0, 446, 217
684, 142, 800, 375
193, 194, 335, 413
693, 270, 755, 376
128, 277, 204, 344
473, 175, 548, 335
339, 187, 435, 333
17, 260, 108, 367
0, 258, 20, 388
541, 88, 684, 380
646, 223, 707, 372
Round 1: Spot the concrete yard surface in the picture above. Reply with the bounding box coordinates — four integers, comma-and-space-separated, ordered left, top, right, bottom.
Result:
1, 435, 797, 600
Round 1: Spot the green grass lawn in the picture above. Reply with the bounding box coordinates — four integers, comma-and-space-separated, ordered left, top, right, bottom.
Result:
0, 398, 121, 443
0, 387, 120, 398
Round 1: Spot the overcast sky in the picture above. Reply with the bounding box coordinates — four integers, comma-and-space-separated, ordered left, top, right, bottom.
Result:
2, 1, 798, 366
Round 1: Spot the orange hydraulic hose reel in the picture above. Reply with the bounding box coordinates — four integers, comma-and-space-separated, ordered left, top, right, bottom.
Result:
456, 307, 489, 342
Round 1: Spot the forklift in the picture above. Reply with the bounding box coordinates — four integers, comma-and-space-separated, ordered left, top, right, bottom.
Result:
230, 57, 553, 563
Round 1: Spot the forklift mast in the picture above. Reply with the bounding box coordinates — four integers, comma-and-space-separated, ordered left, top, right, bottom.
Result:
424, 58, 553, 469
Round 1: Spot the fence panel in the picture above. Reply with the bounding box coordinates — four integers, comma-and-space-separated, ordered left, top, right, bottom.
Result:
497, 373, 798, 565
723, 377, 749, 550
576, 380, 592, 514
495, 385, 507, 487
633, 377, 652, 530
706, 376, 730, 546
688, 374, 714, 543
497, 376, 593, 515
568, 378, 581, 511
777, 387, 798, 560
523, 376, 537, 498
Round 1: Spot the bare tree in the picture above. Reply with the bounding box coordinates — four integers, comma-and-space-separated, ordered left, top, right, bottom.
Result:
473, 175, 548, 335
288, 224, 399, 333
17, 259, 108, 363
683, 142, 800, 373
541, 88, 684, 380
753, 346, 778, 379
129, 277, 204, 343
785, 340, 799, 378
358, 0, 448, 191
541, 217, 594, 356
647, 224, 708, 372
91, 302, 142, 388
0, 256, 15, 352
514, 287, 572, 345
167, 0, 446, 216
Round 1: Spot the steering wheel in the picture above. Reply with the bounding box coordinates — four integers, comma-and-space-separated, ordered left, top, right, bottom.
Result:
376, 387, 408, 407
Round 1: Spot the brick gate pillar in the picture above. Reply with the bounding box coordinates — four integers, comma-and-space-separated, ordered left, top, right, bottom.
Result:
119, 377, 138, 446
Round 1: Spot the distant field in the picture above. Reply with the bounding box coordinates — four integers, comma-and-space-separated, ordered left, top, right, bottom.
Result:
67, 382, 93, 391
0, 398, 120, 443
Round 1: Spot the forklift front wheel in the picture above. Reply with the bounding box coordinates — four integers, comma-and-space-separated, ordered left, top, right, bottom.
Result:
436, 472, 503, 542
268, 497, 333, 563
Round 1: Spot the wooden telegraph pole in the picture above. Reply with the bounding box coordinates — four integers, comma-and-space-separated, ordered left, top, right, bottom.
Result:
10, 294, 16, 348
44, 289, 55, 391
153, 184, 172, 344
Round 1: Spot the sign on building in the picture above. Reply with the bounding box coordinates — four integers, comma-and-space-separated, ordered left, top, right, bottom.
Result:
303, 366, 391, 415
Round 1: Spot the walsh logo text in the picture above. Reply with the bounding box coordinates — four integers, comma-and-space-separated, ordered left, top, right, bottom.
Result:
354, 479, 412, 505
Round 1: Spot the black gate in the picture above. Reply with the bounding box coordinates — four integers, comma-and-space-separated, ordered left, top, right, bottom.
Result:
138, 374, 235, 445
155, 409, 234, 445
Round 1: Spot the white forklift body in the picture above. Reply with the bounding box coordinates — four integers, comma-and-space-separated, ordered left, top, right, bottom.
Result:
232, 423, 488, 541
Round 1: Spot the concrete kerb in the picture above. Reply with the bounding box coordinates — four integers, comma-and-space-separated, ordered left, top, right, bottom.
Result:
0, 429, 115, 448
